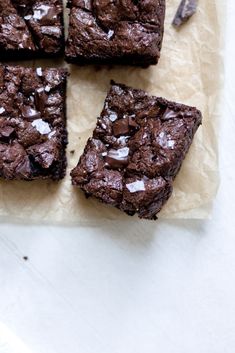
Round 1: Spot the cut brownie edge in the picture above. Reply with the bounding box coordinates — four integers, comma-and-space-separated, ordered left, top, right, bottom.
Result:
71, 82, 202, 220
65, 53, 160, 67
0, 48, 65, 63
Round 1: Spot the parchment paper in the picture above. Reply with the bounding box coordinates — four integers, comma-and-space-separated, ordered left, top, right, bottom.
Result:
0, 0, 223, 224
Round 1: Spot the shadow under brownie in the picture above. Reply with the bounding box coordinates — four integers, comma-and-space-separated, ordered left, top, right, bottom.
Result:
65, 0, 165, 66
71, 82, 202, 220
0, 65, 68, 180
0, 0, 64, 60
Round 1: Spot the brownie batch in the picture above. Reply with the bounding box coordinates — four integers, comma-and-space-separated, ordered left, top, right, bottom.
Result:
0, 0, 202, 219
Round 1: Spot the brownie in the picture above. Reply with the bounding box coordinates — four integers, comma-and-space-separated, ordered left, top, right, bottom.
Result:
0, 0, 64, 60
71, 82, 202, 220
65, 0, 165, 66
0, 65, 68, 181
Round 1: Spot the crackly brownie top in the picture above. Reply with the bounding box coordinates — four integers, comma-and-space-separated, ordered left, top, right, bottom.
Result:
0, 0, 64, 55
66, 0, 165, 64
0, 65, 67, 180
71, 82, 202, 219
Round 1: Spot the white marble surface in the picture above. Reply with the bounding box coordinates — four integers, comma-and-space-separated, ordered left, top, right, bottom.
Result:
0, 1, 235, 352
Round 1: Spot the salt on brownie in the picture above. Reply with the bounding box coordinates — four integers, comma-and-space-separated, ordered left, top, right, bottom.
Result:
65, 0, 165, 66
0, 0, 64, 60
0, 65, 68, 181
71, 82, 202, 220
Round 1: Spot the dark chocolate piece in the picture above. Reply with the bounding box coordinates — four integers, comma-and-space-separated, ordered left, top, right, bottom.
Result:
65, 0, 165, 66
71, 82, 202, 220
0, 0, 64, 60
0, 65, 68, 181
172, 0, 198, 27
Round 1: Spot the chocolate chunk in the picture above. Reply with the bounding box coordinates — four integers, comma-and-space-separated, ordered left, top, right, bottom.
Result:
71, 82, 202, 220
0, 65, 68, 181
30, 4, 59, 25
113, 116, 139, 136
21, 106, 41, 120
65, 0, 166, 66
27, 140, 59, 169
35, 87, 47, 112
113, 118, 129, 137
0, 126, 15, 138
172, 0, 198, 27
128, 116, 139, 129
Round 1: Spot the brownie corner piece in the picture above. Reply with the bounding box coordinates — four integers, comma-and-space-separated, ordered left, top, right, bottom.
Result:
71, 82, 202, 220
0, 0, 64, 60
0, 65, 68, 181
65, 0, 165, 66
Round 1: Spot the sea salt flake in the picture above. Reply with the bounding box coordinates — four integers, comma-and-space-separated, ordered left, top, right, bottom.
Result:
36, 68, 43, 77
107, 30, 114, 39
32, 119, 51, 135
126, 180, 145, 193
45, 85, 51, 92
109, 112, 118, 122
48, 130, 56, 139
0, 107, 5, 114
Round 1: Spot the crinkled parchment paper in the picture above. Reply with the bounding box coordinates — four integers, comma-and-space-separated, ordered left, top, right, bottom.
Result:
0, 0, 223, 224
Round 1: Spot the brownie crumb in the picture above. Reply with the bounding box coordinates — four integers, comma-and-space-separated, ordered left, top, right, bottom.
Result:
172, 0, 198, 27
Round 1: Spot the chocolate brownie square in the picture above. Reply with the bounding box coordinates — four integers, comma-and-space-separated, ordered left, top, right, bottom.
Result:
65, 0, 165, 66
71, 82, 202, 219
0, 65, 68, 180
0, 0, 64, 60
